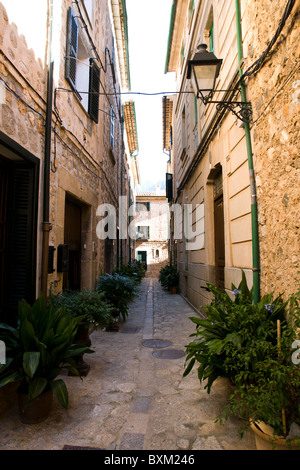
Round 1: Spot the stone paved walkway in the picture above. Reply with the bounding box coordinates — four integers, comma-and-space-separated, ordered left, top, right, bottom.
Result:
0, 278, 256, 450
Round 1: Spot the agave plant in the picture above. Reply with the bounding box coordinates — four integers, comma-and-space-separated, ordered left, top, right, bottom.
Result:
0, 294, 93, 408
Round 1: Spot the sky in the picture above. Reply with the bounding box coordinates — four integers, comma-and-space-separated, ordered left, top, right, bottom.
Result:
125, 0, 176, 190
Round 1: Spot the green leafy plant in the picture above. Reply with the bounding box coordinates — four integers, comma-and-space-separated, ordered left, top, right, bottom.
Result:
113, 261, 146, 284
184, 271, 286, 392
97, 273, 138, 321
49, 289, 114, 329
184, 271, 300, 440
159, 264, 179, 290
0, 294, 93, 408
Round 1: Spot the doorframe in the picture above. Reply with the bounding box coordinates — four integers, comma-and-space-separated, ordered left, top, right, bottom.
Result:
0, 131, 40, 322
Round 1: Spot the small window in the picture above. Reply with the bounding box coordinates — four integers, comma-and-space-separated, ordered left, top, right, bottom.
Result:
136, 202, 150, 211
189, 0, 195, 19
65, 7, 100, 123
209, 22, 214, 53
83, 0, 93, 21
137, 226, 150, 239
155, 249, 160, 258
110, 106, 115, 148
181, 106, 186, 150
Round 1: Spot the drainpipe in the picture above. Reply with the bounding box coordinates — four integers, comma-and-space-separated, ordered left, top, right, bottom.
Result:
235, 0, 260, 303
41, 0, 54, 299
120, 115, 124, 268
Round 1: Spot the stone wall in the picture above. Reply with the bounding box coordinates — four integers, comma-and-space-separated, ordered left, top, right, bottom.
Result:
243, 0, 300, 297
0, 0, 130, 297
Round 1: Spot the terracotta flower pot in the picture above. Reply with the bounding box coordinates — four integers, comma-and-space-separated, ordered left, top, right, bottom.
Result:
69, 322, 91, 376
170, 286, 178, 294
250, 421, 300, 450
17, 387, 53, 424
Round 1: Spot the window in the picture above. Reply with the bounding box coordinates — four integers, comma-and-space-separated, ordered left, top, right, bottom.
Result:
155, 249, 160, 258
189, 0, 195, 19
180, 40, 185, 67
110, 106, 115, 148
65, 7, 100, 123
83, 0, 93, 21
136, 202, 150, 212
181, 106, 186, 150
136, 226, 150, 239
166, 173, 173, 202
194, 93, 198, 124
209, 22, 214, 53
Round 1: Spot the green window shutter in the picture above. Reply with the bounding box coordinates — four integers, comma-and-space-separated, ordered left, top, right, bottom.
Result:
166, 173, 173, 202
194, 93, 198, 124
88, 59, 100, 123
65, 7, 78, 89
209, 22, 214, 53
147, 227, 150, 239
146, 202, 150, 211
190, 0, 195, 17
110, 106, 115, 148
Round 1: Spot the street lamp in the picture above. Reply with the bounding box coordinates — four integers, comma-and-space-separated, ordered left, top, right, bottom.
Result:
187, 44, 252, 122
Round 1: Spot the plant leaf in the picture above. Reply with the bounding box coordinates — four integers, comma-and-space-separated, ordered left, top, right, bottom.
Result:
23, 351, 40, 378
28, 376, 48, 401
0, 370, 24, 387
50, 379, 69, 409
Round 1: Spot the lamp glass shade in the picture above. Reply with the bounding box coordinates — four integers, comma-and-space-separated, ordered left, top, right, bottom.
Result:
191, 63, 218, 98
187, 44, 223, 101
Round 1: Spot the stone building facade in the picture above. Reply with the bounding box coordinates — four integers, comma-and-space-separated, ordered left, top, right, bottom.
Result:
242, 0, 300, 297
164, 0, 254, 309
163, 0, 299, 310
135, 189, 169, 278
0, 0, 139, 323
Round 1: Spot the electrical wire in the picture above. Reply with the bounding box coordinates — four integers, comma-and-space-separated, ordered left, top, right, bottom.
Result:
235, 0, 296, 91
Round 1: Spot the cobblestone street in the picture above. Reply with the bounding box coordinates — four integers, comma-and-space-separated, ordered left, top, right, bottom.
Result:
0, 278, 256, 451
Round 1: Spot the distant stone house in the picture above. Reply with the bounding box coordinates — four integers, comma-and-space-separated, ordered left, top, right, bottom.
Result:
135, 188, 169, 278
0, 0, 139, 324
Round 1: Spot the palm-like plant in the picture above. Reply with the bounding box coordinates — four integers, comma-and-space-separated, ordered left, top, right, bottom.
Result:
0, 294, 93, 408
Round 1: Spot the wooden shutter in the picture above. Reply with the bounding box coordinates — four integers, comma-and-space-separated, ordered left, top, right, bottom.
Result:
9, 167, 36, 312
88, 59, 100, 123
65, 7, 78, 89
166, 173, 173, 202
146, 202, 150, 211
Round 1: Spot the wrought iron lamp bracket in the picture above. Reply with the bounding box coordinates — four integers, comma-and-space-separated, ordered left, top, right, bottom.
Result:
199, 93, 253, 123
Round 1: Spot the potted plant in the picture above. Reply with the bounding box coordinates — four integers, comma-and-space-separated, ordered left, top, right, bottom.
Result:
97, 273, 138, 330
49, 289, 114, 375
0, 294, 93, 424
184, 272, 300, 449
113, 261, 146, 284
159, 264, 179, 293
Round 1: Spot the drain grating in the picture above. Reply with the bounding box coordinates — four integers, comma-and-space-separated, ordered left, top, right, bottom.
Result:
142, 339, 172, 348
152, 349, 185, 359
122, 327, 141, 334
63, 445, 104, 450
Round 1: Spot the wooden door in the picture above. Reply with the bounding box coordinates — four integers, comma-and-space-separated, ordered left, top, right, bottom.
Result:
214, 195, 225, 288
0, 160, 9, 321
64, 198, 81, 290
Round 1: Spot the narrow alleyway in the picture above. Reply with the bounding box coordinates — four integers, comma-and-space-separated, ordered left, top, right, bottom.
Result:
0, 279, 256, 451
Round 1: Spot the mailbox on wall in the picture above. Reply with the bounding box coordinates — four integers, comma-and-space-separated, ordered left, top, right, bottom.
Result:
57, 244, 69, 272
